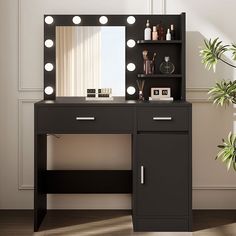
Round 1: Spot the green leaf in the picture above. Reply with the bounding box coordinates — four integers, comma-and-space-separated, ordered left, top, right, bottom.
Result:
208, 80, 236, 107
227, 158, 233, 170
222, 153, 231, 162
217, 145, 225, 148
216, 132, 236, 171
230, 43, 236, 61
200, 38, 229, 72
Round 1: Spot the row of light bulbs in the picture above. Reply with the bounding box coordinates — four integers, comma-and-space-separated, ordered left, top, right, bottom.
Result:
44, 15, 137, 96
45, 15, 136, 25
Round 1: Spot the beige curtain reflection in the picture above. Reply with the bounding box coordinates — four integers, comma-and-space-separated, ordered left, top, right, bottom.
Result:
56, 27, 101, 96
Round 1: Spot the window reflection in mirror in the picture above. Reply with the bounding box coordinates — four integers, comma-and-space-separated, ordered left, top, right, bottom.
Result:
56, 26, 125, 96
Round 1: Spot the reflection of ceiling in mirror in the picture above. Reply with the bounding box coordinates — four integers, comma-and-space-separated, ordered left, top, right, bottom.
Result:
56, 26, 125, 97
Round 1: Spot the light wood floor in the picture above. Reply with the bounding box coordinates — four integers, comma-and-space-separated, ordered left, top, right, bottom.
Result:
0, 210, 236, 236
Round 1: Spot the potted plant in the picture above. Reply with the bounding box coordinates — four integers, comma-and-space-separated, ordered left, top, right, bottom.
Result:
200, 38, 236, 170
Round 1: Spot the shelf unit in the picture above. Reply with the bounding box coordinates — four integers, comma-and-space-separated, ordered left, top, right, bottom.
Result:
133, 13, 186, 101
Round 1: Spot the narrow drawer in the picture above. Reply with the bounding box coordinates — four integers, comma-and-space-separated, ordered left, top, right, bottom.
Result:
37, 106, 133, 133
137, 107, 189, 131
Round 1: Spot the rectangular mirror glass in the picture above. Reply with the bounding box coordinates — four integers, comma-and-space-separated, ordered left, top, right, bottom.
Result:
56, 26, 125, 96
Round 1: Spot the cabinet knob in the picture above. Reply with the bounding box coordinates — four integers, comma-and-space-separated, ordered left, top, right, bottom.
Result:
153, 117, 172, 121
141, 165, 145, 184
76, 117, 95, 121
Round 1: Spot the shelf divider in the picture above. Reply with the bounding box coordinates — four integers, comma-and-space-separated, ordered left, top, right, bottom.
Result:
137, 40, 182, 44
137, 74, 182, 78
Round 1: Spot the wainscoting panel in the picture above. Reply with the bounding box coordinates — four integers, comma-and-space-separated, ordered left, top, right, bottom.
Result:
18, 99, 39, 190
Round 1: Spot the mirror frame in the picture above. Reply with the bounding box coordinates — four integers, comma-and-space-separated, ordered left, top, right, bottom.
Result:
44, 14, 140, 100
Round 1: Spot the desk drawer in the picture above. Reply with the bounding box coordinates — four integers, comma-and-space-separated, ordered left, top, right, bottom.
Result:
137, 107, 189, 131
37, 106, 133, 133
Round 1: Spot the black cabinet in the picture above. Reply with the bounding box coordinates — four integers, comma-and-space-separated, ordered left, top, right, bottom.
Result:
133, 105, 192, 231
136, 133, 189, 217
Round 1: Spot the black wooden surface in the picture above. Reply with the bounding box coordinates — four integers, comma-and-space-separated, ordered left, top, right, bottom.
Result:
43, 170, 132, 194
34, 134, 47, 231
36, 96, 191, 106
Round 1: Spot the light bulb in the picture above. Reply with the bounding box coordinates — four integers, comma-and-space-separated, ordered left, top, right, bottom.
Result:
45, 63, 54, 71
127, 63, 136, 71
45, 39, 54, 48
127, 16, 136, 24
45, 16, 54, 24
127, 39, 136, 48
72, 16, 81, 24
99, 16, 108, 24
127, 86, 136, 95
44, 86, 54, 95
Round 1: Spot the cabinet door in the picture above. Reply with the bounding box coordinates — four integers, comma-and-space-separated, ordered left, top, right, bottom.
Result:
136, 133, 189, 217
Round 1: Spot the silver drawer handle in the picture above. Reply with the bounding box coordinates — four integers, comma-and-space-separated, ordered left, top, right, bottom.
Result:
141, 165, 145, 184
76, 117, 95, 121
153, 117, 172, 121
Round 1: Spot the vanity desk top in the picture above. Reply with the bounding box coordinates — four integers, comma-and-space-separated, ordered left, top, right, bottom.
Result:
36, 96, 191, 106
35, 97, 191, 135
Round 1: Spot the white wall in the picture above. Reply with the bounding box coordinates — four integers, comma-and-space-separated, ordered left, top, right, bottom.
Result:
0, 0, 236, 209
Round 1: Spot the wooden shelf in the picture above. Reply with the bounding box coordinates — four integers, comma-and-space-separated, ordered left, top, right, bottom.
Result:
137, 40, 182, 44
43, 170, 132, 194
137, 74, 182, 78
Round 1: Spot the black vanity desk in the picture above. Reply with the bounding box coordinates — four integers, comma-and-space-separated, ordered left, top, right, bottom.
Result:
34, 96, 192, 232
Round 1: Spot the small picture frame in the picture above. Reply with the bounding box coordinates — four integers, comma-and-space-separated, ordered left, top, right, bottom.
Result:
151, 87, 171, 98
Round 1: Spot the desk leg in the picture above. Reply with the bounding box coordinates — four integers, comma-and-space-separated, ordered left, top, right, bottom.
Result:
34, 134, 47, 231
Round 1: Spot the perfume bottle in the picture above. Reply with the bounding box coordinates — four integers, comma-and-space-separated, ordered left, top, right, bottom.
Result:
170, 24, 176, 40
158, 22, 165, 40
166, 28, 171, 40
159, 56, 175, 74
144, 20, 151, 40
152, 26, 158, 40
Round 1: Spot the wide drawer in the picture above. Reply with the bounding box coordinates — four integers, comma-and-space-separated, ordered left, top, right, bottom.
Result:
137, 107, 189, 131
36, 106, 133, 133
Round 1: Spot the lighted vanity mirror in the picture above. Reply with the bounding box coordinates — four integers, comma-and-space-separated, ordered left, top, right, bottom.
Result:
44, 15, 139, 100
56, 26, 125, 96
